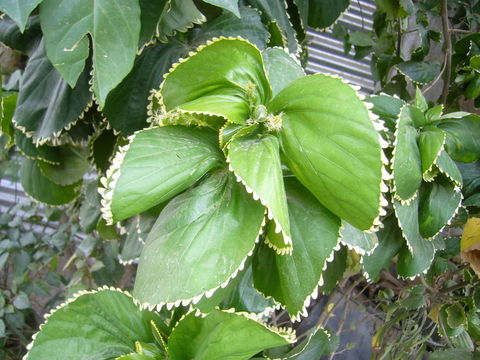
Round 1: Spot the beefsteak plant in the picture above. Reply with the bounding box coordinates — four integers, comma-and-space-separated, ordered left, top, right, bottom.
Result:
98, 37, 389, 319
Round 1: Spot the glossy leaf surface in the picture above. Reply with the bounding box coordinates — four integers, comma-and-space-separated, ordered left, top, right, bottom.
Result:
159, 38, 271, 124
134, 171, 265, 307
228, 134, 291, 249
26, 289, 161, 360
13, 40, 91, 142
253, 178, 340, 318
40, 0, 141, 105
270, 74, 383, 230
168, 309, 292, 360
294, 0, 350, 30
107, 126, 223, 222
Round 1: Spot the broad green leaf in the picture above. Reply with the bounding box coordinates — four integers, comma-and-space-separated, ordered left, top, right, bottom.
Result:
228, 134, 291, 251
0, 15, 41, 55
339, 221, 378, 255
191, 7, 269, 50
203, 0, 240, 17
79, 182, 102, 234
134, 171, 265, 308
392, 105, 423, 201
396, 61, 441, 84
320, 246, 347, 294
221, 265, 277, 315
156, 0, 205, 42
20, 158, 81, 206
253, 178, 341, 319
168, 309, 293, 359
119, 214, 156, 265
419, 180, 462, 239
0, 0, 43, 32
438, 115, 480, 163
245, 0, 300, 54
14, 130, 61, 165
89, 129, 117, 173
40, 0, 141, 105
262, 47, 304, 97
362, 214, 404, 281
435, 150, 463, 187
37, 145, 89, 185
13, 40, 91, 142
104, 41, 186, 136
25, 289, 161, 360
219, 122, 259, 150
394, 198, 435, 278
103, 126, 223, 223
294, 0, 350, 30
366, 94, 405, 133
270, 74, 384, 231
418, 126, 445, 175
284, 328, 335, 359
158, 38, 271, 125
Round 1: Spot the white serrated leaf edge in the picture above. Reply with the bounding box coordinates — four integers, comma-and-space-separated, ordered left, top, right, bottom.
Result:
391, 104, 421, 205
23, 287, 142, 360
137, 215, 266, 313
226, 137, 293, 255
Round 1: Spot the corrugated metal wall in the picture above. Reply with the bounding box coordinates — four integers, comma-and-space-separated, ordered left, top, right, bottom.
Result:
306, 0, 376, 93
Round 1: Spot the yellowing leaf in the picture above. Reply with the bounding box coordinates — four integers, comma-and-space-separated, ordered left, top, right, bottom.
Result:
461, 217, 480, 276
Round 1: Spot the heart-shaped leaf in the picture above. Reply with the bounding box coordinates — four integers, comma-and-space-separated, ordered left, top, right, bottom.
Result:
40, 0, 141, 105
100, 126, 224, 224
253, 178, 340, 320
228, 134, 291, 253
269, 74, 385, 231
168, 309, 294, 360
154, 38, 271, 125
392, 105, 423, 201
25, 289, 161, 360
133, 170, 265, 309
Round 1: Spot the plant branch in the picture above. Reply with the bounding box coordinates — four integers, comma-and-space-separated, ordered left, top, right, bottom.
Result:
440, 0, 452, 105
